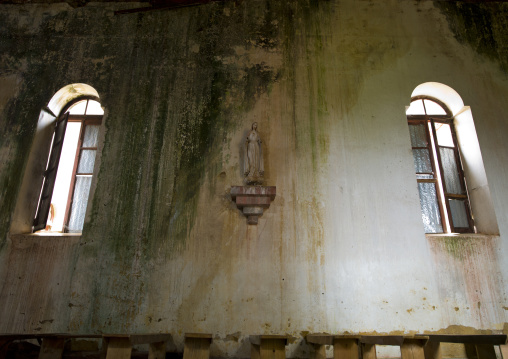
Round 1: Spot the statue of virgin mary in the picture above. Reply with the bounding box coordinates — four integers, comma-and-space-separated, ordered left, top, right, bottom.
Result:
244, 122, 264, 185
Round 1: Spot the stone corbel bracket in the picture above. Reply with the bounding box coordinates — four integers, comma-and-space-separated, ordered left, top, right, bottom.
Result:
231, 186, 276, 224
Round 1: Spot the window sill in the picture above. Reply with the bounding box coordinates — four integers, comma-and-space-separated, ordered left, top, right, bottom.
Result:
425, 233, 500, 240
7, 232, 83, 251
9, 232, 82, 242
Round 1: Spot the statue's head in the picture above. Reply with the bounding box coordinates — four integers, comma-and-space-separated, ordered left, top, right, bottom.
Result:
252, 122, 258, 130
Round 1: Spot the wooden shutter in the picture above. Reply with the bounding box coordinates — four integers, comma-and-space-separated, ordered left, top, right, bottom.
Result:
33, 112, 69, 231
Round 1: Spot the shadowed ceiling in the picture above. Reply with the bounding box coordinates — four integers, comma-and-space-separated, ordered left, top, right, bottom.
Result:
0, 0, 504, 16
0, 0, 223, 13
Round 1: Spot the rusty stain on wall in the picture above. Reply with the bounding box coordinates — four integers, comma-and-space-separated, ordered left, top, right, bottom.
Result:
428, 235, 504, 328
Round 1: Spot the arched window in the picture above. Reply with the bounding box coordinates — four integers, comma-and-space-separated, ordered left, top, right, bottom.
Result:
32, 92, 104, 233
407, 96, 474, 233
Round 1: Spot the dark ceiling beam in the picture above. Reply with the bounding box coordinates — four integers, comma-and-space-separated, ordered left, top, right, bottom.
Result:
114, 0, 221, 15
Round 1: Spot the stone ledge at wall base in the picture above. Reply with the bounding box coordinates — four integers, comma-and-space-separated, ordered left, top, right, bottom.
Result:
0, 332, 506, 359
231, 186, 276, 225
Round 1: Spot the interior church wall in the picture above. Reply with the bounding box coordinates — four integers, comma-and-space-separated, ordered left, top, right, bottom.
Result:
0, 0, 507, 357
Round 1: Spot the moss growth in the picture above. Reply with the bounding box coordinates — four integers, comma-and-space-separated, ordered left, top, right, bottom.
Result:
0, 68, 58, 248
0, 0, 290, 330
439, 236, 477, 261
435, 1, 508, 75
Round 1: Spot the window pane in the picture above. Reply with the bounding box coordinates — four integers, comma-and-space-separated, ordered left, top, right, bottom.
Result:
449, 199, 469, 229
416, 174, 434, 180
424, 100, 447, 115
435, 123, 454, 147
409, 123, 428, 147
48, 122, 81, 232
68, 100, 87, 115
67, 176, 92, 232
406, 100, 425, 115
412, 149, 433, 173
439, 147, 462, 194
82, 125, 100, 147
418, 182, 443, 233
77, 149, 97, 174
85, 100, 104, 115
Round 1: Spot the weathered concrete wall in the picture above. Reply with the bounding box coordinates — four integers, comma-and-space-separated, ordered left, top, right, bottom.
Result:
0, 0, 507, 356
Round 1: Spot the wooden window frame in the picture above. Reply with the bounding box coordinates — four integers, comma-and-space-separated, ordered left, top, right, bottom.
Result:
62, 114, 102, 229
408, 97, 474, 233
33, 98, 102, 233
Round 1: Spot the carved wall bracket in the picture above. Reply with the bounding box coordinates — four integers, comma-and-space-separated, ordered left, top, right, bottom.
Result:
231, 186, 276, 225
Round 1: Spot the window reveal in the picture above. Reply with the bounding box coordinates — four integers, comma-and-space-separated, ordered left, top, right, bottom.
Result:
407, 98, 474, 233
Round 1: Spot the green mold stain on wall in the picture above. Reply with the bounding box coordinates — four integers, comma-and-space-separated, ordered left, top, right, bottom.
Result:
57, 1, 286, 331
62, 0, 284, 257
440, 236, 477, 261
0, 36, 67, 247
149, 1, 283, 255
435, 1, 508, 75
